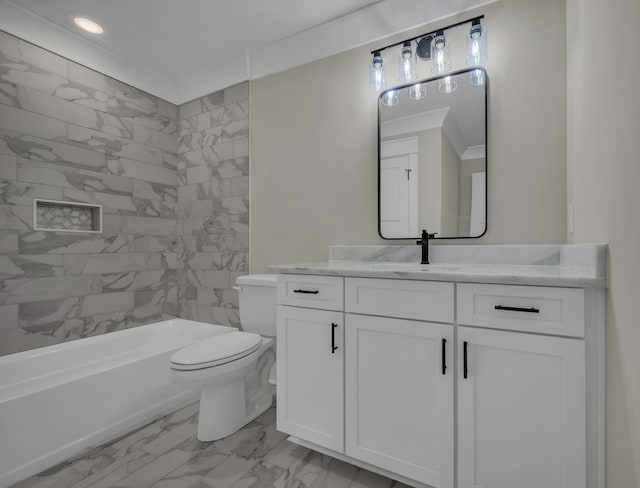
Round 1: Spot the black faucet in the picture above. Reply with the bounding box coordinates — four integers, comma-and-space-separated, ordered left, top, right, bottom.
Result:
416, 229, 437, 264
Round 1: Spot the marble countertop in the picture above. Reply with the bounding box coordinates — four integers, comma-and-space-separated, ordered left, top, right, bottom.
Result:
269, 244, 608, 288
270, 261, 605, 287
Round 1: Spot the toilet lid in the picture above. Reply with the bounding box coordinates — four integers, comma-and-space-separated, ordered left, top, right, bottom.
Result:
170, 331, 262, 371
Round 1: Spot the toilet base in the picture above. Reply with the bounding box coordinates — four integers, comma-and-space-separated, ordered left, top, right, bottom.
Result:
196, 384, 273, 442
183, 340, 275, 442
197, 380, 245, 441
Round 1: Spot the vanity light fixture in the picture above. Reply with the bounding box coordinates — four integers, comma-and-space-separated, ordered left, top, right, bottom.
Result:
398, 41, 417, 83
466, 19, 487, 66
430, 31, 450, 74
73, 16, 104, 34
369, 51, 387, 90
369, 15, 486, 94
466, 19, 487, 85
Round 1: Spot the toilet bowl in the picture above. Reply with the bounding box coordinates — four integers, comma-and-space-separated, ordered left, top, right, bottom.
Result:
169, 274, 277, 441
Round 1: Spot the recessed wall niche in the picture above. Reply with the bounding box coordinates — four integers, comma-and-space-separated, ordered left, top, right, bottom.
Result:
33, 199, 103, 233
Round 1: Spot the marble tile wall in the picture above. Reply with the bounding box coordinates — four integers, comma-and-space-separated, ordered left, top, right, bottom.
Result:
0, 31, 180, 355
176, 83, 250, 328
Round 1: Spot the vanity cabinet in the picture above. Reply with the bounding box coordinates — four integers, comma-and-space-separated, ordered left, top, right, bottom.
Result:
456, 283, 587, 488
276, 274, 599, 488
457, 326, 585, 488
344, 278, 455, 487
276, 275, 344, 452
345, 314, 454, 488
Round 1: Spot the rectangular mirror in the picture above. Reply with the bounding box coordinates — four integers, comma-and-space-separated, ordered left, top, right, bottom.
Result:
378, 67, 487, 239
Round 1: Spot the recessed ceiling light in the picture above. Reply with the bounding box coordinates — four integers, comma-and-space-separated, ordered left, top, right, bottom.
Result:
73, 17, 104, 34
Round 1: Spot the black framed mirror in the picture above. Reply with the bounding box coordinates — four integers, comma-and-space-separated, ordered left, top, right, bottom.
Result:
378, 67, 487, 239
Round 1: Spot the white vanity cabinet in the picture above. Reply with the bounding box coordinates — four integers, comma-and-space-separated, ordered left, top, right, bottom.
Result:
276, 273, 602, 488
344, 278, 455, 488
456, 283, 588, 488
276, 275, 345, 452
456, 326, 585, 488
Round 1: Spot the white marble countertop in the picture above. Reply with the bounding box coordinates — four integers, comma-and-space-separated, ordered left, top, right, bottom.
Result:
269, 244, 608, 288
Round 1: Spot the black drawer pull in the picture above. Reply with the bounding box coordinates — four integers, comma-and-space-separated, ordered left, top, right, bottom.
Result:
442, 338, 447, 375
331, 323, 338, 354
293, 289, 319, 295
463, 341, 468, 379
494, 305, 540, 314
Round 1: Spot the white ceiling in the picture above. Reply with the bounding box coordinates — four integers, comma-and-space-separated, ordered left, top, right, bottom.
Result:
0, 0, 492, 104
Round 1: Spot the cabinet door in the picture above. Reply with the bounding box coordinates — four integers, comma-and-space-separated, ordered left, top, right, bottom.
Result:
345, 314, 454, 488
276, 306, 343, 452
458, 326, 586, 488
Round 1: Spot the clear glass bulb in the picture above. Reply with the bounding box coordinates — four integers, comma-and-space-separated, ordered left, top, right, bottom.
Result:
398, 42, 416, 82
439, 75, 457, 94
381, 90, 399, 106
466, 21, 487, 66
370, 52, 386, 90
431, 32, 450, 74
409, 83, 427, 100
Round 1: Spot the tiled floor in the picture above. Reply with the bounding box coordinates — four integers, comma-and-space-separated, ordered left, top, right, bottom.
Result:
12, 397, 412, 488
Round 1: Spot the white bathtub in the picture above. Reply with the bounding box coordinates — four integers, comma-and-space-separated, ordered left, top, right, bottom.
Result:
0, 319, 235, 488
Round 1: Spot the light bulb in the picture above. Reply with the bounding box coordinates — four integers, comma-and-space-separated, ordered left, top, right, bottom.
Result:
466, 20, 487, 66
398, 41, 416, 82
370, 51, 387, 90
431, 31, 451, 74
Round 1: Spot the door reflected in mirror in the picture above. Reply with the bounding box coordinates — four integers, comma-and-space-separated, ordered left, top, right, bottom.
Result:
379, 67, 487, 239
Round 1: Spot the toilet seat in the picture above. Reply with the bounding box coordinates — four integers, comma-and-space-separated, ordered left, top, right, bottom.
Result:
170, 331, 262, 371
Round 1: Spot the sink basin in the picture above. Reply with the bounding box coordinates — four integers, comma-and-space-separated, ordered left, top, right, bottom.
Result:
363, 262, 461, 272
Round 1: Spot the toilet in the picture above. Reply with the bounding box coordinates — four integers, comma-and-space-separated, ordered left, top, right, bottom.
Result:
169, 274, 277, 441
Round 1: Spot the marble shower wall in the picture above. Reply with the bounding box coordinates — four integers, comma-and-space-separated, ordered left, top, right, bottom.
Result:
0, 31, 180, 355
176, 83, 250, 328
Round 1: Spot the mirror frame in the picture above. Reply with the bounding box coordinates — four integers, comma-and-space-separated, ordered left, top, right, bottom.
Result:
377, 66, 488, 240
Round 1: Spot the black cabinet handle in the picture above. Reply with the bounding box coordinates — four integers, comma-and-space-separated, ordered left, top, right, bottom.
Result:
331, 323, 338, 354
293, 289, 319, 295
442, 338, 447, 375
494, 305, 540, 313
463, 341, 468, 379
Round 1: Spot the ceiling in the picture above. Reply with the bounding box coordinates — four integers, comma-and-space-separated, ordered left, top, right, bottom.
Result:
0, 0, 491, 104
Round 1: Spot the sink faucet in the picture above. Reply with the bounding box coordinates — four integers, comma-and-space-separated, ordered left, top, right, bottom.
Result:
416, 229, 437, 264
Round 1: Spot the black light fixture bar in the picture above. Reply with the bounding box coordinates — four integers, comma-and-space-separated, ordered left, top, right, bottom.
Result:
370, 14, 485, 55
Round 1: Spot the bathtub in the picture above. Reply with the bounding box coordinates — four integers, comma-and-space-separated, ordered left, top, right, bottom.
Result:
0, 319, 235, 488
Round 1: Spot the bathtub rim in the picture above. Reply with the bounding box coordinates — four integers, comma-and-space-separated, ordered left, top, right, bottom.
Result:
0, 319, 235, 403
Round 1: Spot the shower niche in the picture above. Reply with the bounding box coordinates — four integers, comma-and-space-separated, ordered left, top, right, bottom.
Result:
33, 199, 102, 233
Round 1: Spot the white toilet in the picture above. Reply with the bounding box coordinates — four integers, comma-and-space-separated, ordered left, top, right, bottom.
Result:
169, 274, 277, 441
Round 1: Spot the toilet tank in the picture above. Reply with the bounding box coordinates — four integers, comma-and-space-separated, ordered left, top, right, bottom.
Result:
236, 274, 277, 337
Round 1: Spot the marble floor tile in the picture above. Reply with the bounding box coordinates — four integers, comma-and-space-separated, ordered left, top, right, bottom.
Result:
110, 448, 193, 487
13, 398, 414, 488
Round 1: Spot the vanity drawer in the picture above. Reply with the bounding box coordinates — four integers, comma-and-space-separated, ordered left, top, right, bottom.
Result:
278, 274, 344, 311
457, 283, 585, 337
346, 278, 454, 323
